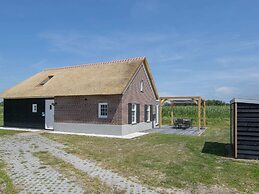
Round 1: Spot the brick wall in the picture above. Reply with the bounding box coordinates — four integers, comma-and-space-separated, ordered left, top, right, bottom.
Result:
54, 64, 157, 126
121, 64, 157, 124
54, 95, 123, 125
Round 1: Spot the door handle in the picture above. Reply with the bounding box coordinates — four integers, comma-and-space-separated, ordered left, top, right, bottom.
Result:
42, 112, 45, 117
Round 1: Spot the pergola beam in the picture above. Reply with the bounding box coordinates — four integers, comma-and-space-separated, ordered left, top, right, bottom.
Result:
159, 96, 206, 129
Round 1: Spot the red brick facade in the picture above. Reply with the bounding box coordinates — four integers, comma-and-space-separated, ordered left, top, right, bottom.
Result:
55, 95, 123, 125
54, 64, 157, 125
121, 64, 157, 124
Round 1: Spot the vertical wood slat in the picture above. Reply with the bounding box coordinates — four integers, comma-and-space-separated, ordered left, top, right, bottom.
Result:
230, 103, 235, 157
234, 102, 238, 158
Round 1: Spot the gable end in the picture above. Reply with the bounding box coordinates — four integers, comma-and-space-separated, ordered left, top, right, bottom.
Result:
122, 61, 158, 99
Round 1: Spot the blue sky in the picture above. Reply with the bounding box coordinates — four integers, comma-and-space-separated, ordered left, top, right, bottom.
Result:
1, 0, 259, 102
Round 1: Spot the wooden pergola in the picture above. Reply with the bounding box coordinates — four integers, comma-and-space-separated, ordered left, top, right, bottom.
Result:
159, 96, 206, 129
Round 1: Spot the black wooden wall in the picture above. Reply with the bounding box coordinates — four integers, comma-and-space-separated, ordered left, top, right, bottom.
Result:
237, 103, 259, 159
4, 99, 45, 129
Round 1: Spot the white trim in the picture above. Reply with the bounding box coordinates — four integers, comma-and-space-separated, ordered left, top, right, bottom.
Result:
131, 103, 137, 124
98, 103, 108, 118
155, 104, 159, 125
147, 105, 151, 122
32, 104, 37, 113
230, 98, 259, 104
140, 80, 144, 92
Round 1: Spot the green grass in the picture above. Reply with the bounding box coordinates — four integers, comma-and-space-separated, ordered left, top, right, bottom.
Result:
43, 105, 259, 193
0, 129, 22, 137
0, 104, 258, 192
0, 161, 17, 194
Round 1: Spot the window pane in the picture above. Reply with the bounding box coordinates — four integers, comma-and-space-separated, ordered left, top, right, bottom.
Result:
99, 103, 108, 118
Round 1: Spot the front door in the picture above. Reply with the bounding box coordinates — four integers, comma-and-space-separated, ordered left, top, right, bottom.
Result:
45, 100, 54, 129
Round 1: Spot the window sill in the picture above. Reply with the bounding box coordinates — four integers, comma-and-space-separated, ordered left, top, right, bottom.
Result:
98, 117, 108, 119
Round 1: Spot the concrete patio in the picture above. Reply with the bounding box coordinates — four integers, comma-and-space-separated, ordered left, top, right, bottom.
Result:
145, 125, 207, 136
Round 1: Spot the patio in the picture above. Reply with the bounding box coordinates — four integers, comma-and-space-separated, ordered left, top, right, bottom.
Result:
145, 125, 206, 136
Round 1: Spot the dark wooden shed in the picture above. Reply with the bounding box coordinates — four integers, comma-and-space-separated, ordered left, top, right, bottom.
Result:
230, 98, 259, 159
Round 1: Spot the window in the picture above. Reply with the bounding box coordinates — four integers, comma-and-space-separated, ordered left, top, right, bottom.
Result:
132, 104, 137, 124
39, 75, 54, 86
147, 105, 151, 122
32, 104, 37, 113
140, 80, 144, 92
98, 103, 108, 118
145, 105, 152, 122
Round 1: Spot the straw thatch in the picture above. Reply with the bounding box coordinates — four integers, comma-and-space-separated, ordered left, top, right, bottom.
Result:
1, 57, 158, 99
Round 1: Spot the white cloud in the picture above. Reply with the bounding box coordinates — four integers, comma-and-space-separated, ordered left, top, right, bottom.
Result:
159, 54, 184, 62
215, 86, 239, 95
158, 91, 176, 97
216, 56, 259, 64
40, 32, 119, 55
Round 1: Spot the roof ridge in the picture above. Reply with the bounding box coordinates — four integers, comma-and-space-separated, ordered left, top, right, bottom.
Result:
44, 57, 146, 71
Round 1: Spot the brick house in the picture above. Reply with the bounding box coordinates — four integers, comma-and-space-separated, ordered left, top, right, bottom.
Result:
1, 57, 160, 135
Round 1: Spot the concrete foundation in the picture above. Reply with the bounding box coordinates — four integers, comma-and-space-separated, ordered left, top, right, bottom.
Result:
54, 122, 153, 136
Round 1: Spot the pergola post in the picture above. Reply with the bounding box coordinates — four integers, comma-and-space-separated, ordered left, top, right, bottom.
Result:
198, 97, 201, 129
171, 104, 174, 126
159, 98, 165, 128
159, 96, 206, 130
203, 100, 206, 128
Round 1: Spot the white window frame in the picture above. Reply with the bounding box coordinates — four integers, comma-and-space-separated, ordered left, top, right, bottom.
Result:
140, 80, 144, 92
156, 104, 159, 125
147, 105, 151, 122
132, 104, 137, 124
32, 104, 37, 113
98, 103, 108, 118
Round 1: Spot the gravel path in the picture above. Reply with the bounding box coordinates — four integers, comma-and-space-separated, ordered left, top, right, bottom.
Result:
0, 132, 157, 194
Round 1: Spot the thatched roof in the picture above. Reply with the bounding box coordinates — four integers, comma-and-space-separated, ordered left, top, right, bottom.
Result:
1, 57, 158, 99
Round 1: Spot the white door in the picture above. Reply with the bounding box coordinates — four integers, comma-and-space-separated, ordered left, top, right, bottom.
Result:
45, 100, 54, 129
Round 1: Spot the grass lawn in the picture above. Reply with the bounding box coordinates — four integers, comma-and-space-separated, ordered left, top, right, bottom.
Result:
43, 106, 259, 193
0, 161, 17, 194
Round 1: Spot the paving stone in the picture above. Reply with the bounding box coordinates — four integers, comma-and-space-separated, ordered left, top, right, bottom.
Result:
0, 133, 157, 194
